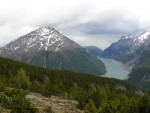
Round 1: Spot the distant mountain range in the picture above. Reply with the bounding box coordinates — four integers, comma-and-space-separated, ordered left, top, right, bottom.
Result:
85, 46, 103, 57
102, 29, 150, 90
0, 27, 106, 75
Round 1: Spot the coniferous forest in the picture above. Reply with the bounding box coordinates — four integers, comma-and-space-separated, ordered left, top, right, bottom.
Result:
0, 57, 150, 113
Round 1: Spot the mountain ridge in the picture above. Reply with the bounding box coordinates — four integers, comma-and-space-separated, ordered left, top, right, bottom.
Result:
102, 29, 150, 68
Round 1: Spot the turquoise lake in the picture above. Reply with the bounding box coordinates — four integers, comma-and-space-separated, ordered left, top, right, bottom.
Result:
99, 57, 129, 80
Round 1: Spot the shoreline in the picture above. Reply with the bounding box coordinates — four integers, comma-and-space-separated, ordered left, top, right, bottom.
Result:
99, 57, 130, 80
100, 57, 131, 72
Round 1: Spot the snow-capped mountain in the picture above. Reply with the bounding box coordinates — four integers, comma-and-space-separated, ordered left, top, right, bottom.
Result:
119, 29, 150, 45
0, 27, 80, 56
133, 29, 150, 45
0, 27, 106, 75
102, 29, 150, 68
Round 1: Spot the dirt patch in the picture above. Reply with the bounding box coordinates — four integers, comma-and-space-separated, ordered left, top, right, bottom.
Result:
0, 106, 10, 113
26, 93, 83, 113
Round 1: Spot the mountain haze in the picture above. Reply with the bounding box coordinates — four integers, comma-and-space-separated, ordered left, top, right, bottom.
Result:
85, 46, 103, 57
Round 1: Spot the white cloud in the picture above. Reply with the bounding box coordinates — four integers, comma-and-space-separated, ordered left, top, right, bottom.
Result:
65, 32, 121, 50
0, 0, 150, 49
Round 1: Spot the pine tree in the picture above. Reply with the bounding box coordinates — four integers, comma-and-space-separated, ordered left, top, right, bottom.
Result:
16, 68, 30, 90
84, 99, 97, 113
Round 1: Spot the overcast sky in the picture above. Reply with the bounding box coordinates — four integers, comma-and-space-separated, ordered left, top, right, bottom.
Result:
0, 0, 150, 49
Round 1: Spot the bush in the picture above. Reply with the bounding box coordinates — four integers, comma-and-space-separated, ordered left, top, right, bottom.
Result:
10, 95, 37, 113
44, 106, 53, 113
0, 94, 10, 107
0, 84, 5, 92
4, 89, 28, 97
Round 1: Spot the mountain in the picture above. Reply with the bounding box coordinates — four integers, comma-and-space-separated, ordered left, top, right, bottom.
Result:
85, 46, 103, 57
0, 27, 81, 57
102, 29, 150, 90
127, 47, 150, 90
0, 29, 150, 113
0, 27, 106, 75
0, 56, 148, 113
102, 29, 150, 68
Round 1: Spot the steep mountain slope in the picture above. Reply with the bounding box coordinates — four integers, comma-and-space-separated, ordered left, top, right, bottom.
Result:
0, 27, 80, 55
0, 27, 105, 75
102, 29, 150, 68
102, 36, 133, 62
128, 50, 150, 90
85, 46, 103, 57
102, 29, 150, 90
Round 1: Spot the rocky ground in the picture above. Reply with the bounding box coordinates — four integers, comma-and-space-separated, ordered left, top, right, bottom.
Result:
26, 93, 83, 113
0, 106, 10, 113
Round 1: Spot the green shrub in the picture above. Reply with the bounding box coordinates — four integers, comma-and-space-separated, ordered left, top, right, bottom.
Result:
44, 106, 53, 113
0, 84, 5, 92
4, 89, 28, 97
0, 94, 10, 107
10, 95, 37, 113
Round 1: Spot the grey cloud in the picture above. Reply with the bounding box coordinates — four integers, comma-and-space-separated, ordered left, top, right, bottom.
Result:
0, 0, 150, 49
60, 11, 145, 36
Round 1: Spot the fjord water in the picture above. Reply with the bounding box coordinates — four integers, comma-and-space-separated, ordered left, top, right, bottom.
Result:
99, 58, 129, 80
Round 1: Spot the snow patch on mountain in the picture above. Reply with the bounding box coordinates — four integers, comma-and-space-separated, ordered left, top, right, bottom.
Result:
120, 36, 132, 40
0, 27, 69, 54
0, 26, 81, 58
23, 27, 65, 52
134, 29, 150, 44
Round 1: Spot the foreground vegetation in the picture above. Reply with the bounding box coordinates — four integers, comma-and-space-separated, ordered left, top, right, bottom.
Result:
0, 87, 36, 113
0, 57, 149, 113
